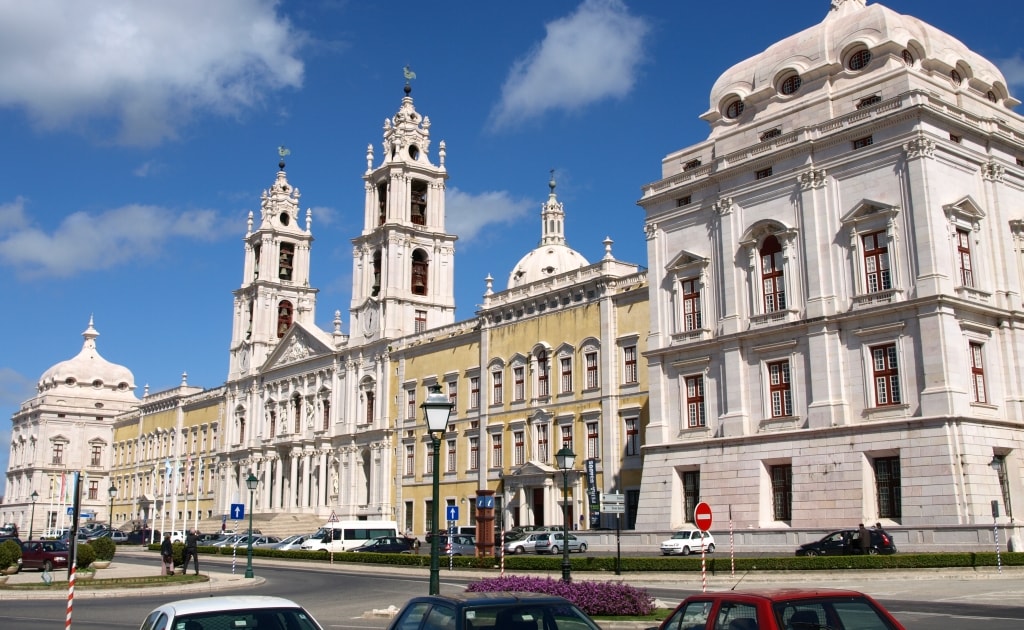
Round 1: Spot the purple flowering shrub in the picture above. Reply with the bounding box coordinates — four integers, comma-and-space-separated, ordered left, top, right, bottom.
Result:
466, 576, 655, 616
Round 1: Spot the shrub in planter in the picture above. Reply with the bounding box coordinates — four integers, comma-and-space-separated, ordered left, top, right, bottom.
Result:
0, 539, 21, 572
75, 541, 97, 569
91, 536, 116, 561
467, 576, 655, 617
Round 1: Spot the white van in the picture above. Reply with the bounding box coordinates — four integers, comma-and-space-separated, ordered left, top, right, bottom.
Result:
300, 520, 399, 552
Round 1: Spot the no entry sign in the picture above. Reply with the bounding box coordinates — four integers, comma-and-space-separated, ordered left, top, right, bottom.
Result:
694, 501, 713, 532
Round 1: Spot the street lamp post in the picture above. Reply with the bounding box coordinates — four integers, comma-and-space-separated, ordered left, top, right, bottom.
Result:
29, 491, 38, 540
108, 484, 117, 530
244, 472, 259, 579
555, 446, 576, 584
421, 384, 454, 595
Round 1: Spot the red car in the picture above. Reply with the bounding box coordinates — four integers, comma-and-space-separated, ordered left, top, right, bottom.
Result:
20, 539, 70, 571
657, 588, 905, 630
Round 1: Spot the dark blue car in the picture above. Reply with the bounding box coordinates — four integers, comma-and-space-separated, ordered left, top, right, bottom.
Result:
387, 592, 601, 630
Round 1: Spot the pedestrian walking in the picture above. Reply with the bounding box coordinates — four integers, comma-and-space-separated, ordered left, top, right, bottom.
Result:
858, 523, 870, 554
184, 530, 200, 575
160, 532, 174, 576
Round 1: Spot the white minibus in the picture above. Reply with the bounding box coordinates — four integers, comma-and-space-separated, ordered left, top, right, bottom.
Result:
300, 520, 399, 552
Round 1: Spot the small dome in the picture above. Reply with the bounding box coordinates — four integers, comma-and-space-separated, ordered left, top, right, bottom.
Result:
38, 317, 136, 395
707, 0, 1013, 123
507, 174, 589, 289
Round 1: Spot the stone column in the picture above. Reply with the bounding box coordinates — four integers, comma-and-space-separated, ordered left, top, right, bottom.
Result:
289, 449, 300, 508
274, 455, 284, 510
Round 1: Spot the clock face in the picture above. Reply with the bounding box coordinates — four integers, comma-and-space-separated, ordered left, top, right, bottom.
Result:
363, 305, 379, 336
238, 345, 250, 372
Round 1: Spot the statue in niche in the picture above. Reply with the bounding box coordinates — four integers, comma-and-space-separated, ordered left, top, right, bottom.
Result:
331, 471, 339, 496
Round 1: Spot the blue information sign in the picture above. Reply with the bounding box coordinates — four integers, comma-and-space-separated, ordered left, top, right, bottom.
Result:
230, 503, 245, 519
476, 495, 494, 509
445, 505, 459, 522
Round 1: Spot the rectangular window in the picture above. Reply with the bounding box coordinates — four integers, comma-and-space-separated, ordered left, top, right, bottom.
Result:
681, 279, 702, 331
624, 345, 638, 384
492, 370, 503, 405
88, 480, 98, 501
586, 422, 599, 459
470, 377, 480, 410
856, 94, 881, 109
771, 464, 793, 521
537, 424, 549, 463
768, 360, 793, 417
414, 309, 427, 333
756, 167, 773, 180
405, 444, 414, 476
561, 425, 573, 451
761, 237, 785, 312
970, 342, 987, 403
863, 231, 891, 292
994, 455, 1014, 518
425, 500, 434, 533
625, 418, 640, 456
683, 471, 700, 522
871, 344, 902, 406
91, 444, 102, 467
686, 376, 706, 428
949, 133, 961, 144
426, 441, 434, 475
875, 456, 902, 519
322, 399, 330, 431
514, 431, 525, 466
956, 228, 974, 287
405, 501, 413, 533
469, 437, 479, 471
447, 380, 457, 411
677, 195, 692, 206
492, 434, 503, 468
560, 357, 573, 393
585, 352, 599, 389
852, 135, 874, 149
537, 353, 550, 397
52, 443, 63, 465
513, 366, 525, 401
365, 391, 375, 423
447, 439, 456, 473
406, 389, 416, 420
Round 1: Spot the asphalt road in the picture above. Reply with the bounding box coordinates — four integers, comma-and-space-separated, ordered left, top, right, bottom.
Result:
4, 555, 1024, 629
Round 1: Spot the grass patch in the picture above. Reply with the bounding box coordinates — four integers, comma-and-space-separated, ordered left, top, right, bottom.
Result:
1, 574, 208, 590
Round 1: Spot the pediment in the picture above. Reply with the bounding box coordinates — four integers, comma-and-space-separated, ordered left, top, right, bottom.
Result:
943, 195, 985, 221
509, 460, 558, 478
840, 199, 900, 226
262, 322, 334, 370
666, 250, 708, 273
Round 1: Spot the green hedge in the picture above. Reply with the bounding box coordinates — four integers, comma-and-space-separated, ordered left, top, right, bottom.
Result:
144, 545, 1023, 572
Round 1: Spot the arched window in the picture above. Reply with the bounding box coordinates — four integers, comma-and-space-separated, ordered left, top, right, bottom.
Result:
780, 74, 801, 95
760, 235, 785, 313
377, 181, 388, 226
410, 180, 427, 225
848, 49, 872, 71
725, 99, 744, 119
278, 242, 294, 280
277, 300, 293, 338
372, 251, 382, 297
411, 249, 428, 295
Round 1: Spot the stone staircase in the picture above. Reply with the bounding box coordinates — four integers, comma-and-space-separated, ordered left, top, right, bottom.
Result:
245, 512, 325, 538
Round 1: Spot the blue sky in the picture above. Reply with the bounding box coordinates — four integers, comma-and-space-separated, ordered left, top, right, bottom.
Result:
1, 0, 1022, 494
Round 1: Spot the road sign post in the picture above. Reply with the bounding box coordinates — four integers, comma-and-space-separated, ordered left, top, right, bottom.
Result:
694, 502, 713, 592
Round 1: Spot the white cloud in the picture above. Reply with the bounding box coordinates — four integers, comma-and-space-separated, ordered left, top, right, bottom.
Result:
490, 0, 649, 128
0, 202, 234, 278
0, 197, 30, 230
445, 188, 533, 244
994, 54, 1024, 94
0, 0, 305, 146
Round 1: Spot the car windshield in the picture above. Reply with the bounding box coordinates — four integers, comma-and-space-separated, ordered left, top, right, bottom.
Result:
773, 598, 898, 630
464, 603, 601, 630
671, 532, 691, 539
178, 606, 321, 630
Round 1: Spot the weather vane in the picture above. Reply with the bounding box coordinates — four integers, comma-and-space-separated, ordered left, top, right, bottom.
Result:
403, 65, 417, 83
278, 145, 291, 170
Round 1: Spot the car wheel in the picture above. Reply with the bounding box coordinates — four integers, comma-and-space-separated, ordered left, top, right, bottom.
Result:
43, 560, 53, 572
514, 546, 525, 555
868, 548, 879, 555
706, 544, 715, 553
805, 550, 818, 557
550, 545, 559, 554
578, 543, 587, 553
681, 546, 692, 556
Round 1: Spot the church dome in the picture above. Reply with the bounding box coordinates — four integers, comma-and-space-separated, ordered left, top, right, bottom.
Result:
38, 317, 136, 396
706, 0, 1015, 126
507, 175, 589, 289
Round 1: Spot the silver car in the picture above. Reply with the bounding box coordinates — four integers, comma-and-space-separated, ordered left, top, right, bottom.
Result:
503, 532, 544, 555
438, 534, 476, 556
533, 532, 587, 554
271, 533, 315, 551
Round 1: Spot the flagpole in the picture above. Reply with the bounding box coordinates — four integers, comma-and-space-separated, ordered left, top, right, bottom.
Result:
194, 458, 202, 532
161, 460, 169, 542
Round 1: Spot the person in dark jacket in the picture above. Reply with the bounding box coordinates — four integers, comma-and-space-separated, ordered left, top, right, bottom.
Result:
858, 523, 870, 554
183, 530, 199, 575
160, 532, 174, 575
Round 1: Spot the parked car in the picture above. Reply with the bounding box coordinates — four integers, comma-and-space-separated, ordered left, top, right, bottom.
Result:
165, 530, 186, 544
109, 530, 129, 544
210, 534, 245, 548
796, 528, 897, 557
436, 534, 476, 556
271, 533, 316, 551
661, 530, 716, 556
235, 535, 280, 548
350, 536, 414, 554
533, 531, 588, 554
20, 539, 70, 571
503, 532, 544, 555
126, 529, 160, 545
0, 522, 19, 537
140, 595, 324, 630
656, 588, 905, 630
387, 592, 601, 630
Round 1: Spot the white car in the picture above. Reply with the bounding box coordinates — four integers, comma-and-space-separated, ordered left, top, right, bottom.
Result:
660, 529, 716, 555
166, 530, 186, 543
140, 595, 323, 630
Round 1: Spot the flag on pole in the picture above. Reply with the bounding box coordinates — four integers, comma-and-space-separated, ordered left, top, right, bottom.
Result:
197, 458, 204, 494
185, 455, 193, 494
60, 472, 67, 503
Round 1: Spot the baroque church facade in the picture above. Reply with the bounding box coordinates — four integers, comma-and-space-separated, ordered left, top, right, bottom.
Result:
5, 1, 1024, 551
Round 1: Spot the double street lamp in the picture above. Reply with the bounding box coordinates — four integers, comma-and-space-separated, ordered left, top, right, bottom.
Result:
421, 384, 454, 595
108, 484, 117, 530
29, 491, 38, 540
555, 446, 577, 584
244, 472, 259, 579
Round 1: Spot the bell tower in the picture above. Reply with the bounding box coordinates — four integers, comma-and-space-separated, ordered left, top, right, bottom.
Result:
351, 81, 457, 341
231, 151, 319, 377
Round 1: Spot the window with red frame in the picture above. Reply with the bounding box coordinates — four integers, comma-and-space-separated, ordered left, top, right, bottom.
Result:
492, 370, 503, 405
447, 439, 456, 473
681, 279, 702, 331
469, 437, 479, 471
537, 351, 550, 397
956, 229, 974, 287
91, 444, 102, 467
365, 391, 375, 423
414, 309, 427, 333
970, 342, 987, 403
407, 389, 416, 420
686, 375, 706, 428
625, 418, 640, 456
760, 235, 785, 312
585, 352, 598, 389
469, 377, 480, 409
513, 431, 524, 466
513, 366, 525, 401
871, 344, 902, 406
587, 422, 599, 459
768, 360, 792, 417
426, 441, 434, 474
560, 357, 573, 393
492, 433, 502, 468
561, 425, 573, 451
624, 345, 638, 384
537, 424, 549, 463
863, 231, 891, 292
405, 444, 414, 476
